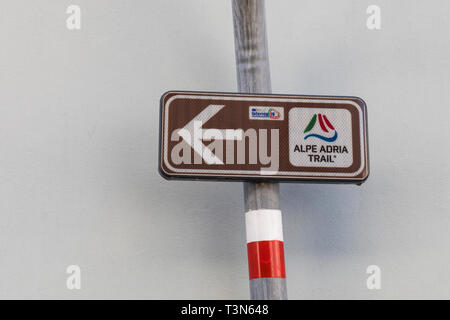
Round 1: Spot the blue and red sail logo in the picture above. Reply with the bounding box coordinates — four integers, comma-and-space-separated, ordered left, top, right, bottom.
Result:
303, 113, 338, 142
268, 108, 281, 119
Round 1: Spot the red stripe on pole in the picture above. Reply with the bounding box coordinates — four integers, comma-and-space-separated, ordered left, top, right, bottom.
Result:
247, 240, 286, 279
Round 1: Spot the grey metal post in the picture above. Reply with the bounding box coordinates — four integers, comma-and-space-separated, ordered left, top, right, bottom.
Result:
232, 0, 287, 300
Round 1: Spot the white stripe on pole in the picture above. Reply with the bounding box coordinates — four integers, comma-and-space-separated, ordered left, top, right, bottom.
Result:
245, 209, 284, 243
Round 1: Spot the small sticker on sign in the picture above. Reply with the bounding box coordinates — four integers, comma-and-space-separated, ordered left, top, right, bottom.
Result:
249, 106, 284, 120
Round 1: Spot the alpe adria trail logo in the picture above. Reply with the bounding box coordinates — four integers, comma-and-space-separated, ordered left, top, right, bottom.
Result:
303, 113, 338, 142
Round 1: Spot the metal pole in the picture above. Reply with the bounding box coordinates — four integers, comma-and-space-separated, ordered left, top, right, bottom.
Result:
232, 0, 287, 300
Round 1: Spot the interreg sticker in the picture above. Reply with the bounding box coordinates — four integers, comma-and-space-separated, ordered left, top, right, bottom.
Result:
249, 106, 284, 121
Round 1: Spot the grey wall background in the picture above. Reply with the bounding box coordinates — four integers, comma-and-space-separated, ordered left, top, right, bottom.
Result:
0, 0, 449, 299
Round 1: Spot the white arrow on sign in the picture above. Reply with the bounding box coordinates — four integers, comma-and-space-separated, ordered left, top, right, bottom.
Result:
176, 105, 243, 165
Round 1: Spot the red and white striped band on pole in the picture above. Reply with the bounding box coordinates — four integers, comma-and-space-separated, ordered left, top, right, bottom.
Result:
245, 209, 286, 280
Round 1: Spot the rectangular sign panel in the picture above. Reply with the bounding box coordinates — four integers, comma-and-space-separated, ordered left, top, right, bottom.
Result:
159, 91, 369, 183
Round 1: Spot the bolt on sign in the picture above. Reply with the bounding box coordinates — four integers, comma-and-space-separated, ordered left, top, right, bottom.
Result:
159, 91, 369, 183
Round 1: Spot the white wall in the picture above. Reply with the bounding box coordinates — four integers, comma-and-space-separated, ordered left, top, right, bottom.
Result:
0, 0, 449, 299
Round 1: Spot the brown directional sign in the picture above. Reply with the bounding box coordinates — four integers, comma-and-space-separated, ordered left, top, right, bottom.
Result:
159, 91, 369, 183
